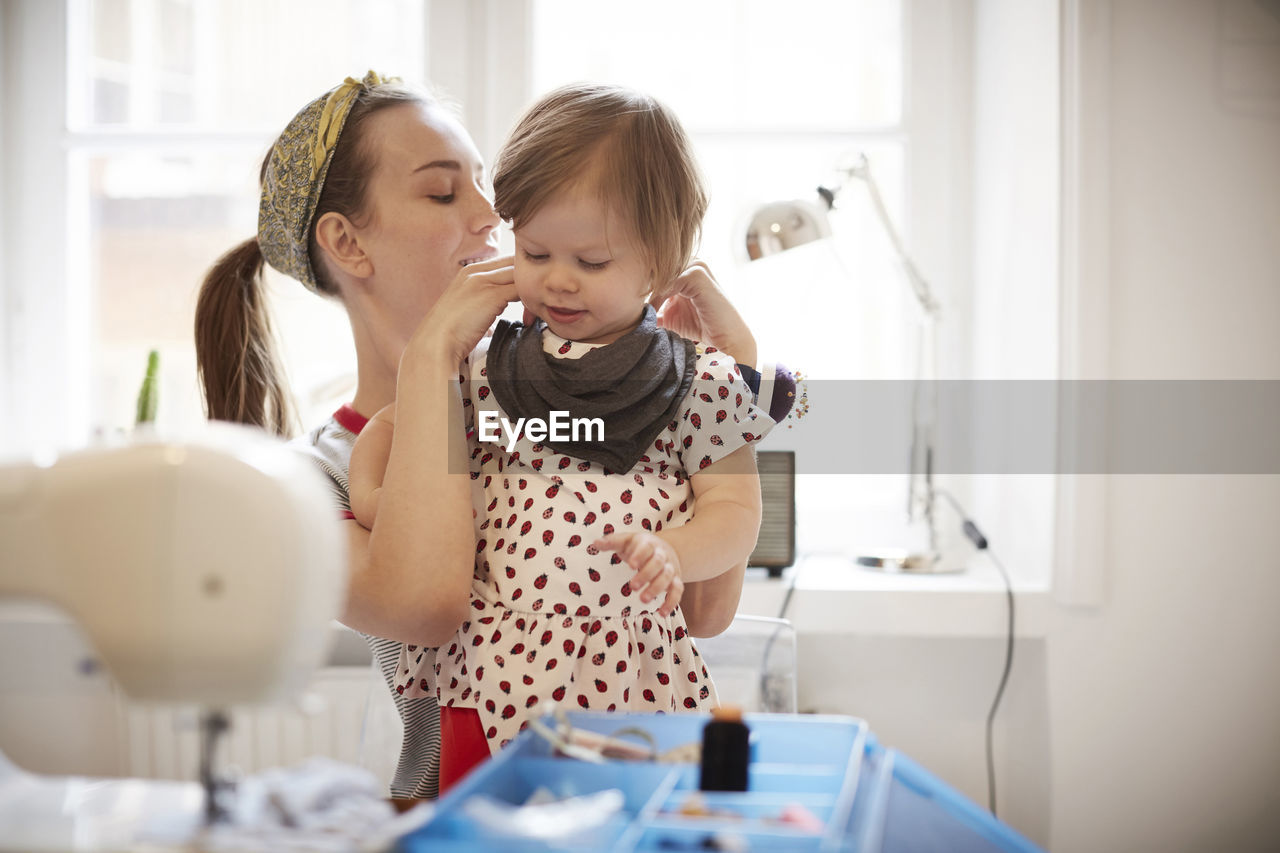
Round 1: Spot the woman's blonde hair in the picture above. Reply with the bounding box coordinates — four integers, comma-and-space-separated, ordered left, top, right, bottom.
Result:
493, 83, 708, 300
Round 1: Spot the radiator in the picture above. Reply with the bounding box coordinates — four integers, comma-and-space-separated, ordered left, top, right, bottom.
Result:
117, 666, 377, 782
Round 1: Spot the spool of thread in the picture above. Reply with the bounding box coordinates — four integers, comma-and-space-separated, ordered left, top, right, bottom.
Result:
699, 705, 750, 792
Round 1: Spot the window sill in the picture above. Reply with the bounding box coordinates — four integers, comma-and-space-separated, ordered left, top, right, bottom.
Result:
738, 555, 1056, 639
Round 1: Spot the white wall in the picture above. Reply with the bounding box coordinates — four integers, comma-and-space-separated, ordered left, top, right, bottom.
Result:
793, 2, 1280, 851
1048, 1, 1280, 851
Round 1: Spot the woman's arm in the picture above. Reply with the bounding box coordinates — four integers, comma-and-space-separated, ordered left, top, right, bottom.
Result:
345, 257, 516, 646
679, 561, 746, 638
348, 404, 395, 529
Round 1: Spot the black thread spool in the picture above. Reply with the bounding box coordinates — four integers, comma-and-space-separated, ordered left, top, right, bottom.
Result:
699, 705, 750, 791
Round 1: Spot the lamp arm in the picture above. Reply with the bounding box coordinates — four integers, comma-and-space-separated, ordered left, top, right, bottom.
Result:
839, 155, 941, 318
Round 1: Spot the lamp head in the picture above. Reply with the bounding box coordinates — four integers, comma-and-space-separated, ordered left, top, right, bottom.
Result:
742, 197, 833, 261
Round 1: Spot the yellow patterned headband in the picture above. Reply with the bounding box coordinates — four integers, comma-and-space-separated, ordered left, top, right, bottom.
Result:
258, 70, 401, 292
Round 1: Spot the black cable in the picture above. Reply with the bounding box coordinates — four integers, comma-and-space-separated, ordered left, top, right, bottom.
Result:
936, 489, 1015, 818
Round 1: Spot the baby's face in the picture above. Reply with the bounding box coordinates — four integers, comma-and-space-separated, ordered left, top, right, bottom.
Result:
512, 186, 651, 346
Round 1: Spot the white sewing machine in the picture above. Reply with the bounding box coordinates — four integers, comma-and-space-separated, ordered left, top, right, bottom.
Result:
0, 424, 349, 849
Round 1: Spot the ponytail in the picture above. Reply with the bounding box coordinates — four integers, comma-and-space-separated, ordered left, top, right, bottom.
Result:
194, 238, 298, 437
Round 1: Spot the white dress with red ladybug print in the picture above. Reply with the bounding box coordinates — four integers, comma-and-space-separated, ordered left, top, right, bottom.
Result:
395, 329, 773, 753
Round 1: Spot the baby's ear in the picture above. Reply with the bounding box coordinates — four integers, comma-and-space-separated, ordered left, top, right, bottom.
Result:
647, 275, 673, 307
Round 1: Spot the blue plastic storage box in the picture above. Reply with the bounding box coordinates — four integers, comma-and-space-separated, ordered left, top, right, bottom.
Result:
396, 710, 1043, 853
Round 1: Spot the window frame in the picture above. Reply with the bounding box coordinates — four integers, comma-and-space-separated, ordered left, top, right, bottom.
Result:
2, 0, 1095, 600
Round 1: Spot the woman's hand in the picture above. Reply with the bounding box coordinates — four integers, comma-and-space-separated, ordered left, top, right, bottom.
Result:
592, 532, 684, 617
652, 260, 757, 368
408, 255, 517, 367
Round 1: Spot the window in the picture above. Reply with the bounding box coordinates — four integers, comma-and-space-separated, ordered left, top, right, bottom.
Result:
3, 0, 427, 449
525, 0, 965, 559
4, 0, 1058, 586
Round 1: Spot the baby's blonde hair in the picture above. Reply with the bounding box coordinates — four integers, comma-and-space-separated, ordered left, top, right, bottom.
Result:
493, 83, 708, 300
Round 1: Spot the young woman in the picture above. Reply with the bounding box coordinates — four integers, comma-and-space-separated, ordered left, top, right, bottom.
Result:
194, 73, 766, 799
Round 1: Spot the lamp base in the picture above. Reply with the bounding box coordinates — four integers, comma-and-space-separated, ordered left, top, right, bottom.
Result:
855, 550, 964, 574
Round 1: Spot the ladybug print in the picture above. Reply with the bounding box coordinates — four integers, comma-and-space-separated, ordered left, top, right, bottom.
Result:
401, 344, 764, 753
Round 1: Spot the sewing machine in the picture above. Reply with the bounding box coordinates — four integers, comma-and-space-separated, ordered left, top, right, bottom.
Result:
0, 424, 349, 849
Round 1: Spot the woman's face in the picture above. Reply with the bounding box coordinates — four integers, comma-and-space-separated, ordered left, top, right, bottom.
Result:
353, 102, 501, 344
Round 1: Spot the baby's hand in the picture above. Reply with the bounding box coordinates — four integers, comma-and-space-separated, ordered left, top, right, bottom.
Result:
592, 532, 684, 617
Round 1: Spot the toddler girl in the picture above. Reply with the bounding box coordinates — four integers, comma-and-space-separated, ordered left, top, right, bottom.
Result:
351, 83, 772, 790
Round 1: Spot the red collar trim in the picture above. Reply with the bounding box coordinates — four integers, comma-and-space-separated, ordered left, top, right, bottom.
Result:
334, 404, 369, 435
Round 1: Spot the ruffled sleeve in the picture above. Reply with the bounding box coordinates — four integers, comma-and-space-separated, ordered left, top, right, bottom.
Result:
675, 346, 774, 474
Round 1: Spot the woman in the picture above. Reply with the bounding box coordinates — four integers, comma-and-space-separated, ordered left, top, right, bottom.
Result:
194, 72, 758, 799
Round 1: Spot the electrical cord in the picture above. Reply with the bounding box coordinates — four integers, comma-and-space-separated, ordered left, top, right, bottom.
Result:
750, 555, 806, 712
936, 489, 1015, 818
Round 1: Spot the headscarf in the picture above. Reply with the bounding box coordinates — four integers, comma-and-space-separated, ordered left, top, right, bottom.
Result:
257, 70, 400, 291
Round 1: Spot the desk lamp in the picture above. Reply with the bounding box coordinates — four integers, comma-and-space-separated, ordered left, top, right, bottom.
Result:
743, 153, 954, 572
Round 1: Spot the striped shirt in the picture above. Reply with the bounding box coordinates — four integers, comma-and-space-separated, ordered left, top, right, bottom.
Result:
291, 406, 441, 800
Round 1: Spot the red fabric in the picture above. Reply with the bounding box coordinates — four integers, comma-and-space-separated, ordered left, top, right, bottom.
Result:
334, 404, 368, 435
439, 706, 490, 794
